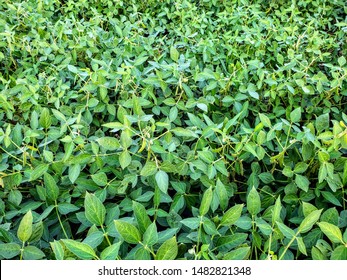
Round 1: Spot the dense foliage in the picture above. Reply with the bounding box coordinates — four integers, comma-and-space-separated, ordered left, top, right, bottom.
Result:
0, 0, 347, 260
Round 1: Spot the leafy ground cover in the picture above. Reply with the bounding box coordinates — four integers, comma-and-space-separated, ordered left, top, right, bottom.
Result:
0, 0, 347, 260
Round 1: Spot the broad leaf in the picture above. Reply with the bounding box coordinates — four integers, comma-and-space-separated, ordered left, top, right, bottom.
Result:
114, 220, 141, 244
298, 209, 322, 234
100, 242, 122, 260
155, 236, 178, 260
44, 173, 59, 201
247, 187, 261, 215
84, 192, 106, 226
133, 201, 151, 234
17, 210, 33, 242
318, 222, 343, 244
62, 239, 97, 260
220, 204, 244, 226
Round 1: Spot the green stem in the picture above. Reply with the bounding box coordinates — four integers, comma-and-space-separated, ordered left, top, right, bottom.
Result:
101, 224, 112, 246
195, 217, 203, 260
55, 201, 68, 239
279, 233, 298, 260
140, 242, 156, 259
19, 241, 25, 260
267, 231, 273, 259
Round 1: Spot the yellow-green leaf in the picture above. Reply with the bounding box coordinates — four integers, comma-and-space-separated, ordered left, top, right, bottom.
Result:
114, 220, 141, 244
17, 210, 33, 242
155, 236, 178, 260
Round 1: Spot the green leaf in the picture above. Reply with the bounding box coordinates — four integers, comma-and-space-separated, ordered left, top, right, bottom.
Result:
312, 247, 326, 260
39, 108, 52, 129
102, 122, 124, 129
214, 160, 229, 177
143, 222, 158, 246
100, 241, 121, 260
134, 56, 148, 66
255, 218, 272, 235
62, 239, 97, 260
120, 131, 132, 148
220, 204, 244, 226
23, 246, 45, 260
119, 150, 132, 169
216, 179, 228, 210
58, 203, 80, 215
318, 222, 343, 244
170, 46, 179, 62
296, 237, 307, 256
276, 222, 296, 238
171, 127, 198, 138
223, 246, 250, 260
294, 162, 308, 174
295, 174, 310, 192
135, 246, 151, 260
97, 137, 121, 151
216, 233, 248, 251
67, 64, 78, 73
259, 172, 274, 184
133, 201, 151, 234
68, 164, 81, 184
155, 170, 169, 193
259, 113, 271, 127
114, 220, 142, 244
321, 191, 342, 207
50, 240, 64, 260
290, 107, 301, 123
199, 187, 213, 216
318, 151, 330, 162
302, 202, 318, 217
17, 210, 33, 242
180, 217, 200, 229
318, 164, 327, 183
331, 245, 347, 260
28, 221, 44, 243
338, 56, 346, 66
140, 161, 157, 176
272, 196, 282, 224
83, 231, 104, 249
155, 236, 178, 260
203, 219, 219, 235
0, 243, 21, 259
247, 187, 261, 215
30, 164, 49, 181
84, 192, 106, 226
321, 207, 339, 225
91, 172, 108, 186
44, 173, 59, 201
247, 83, 259, 99
198, 150, 214, 163
315, 113, 330, 132
298, 209, 322, 234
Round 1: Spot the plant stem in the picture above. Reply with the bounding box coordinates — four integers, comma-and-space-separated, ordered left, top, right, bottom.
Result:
279, 233, 298, 260
55, 201, 68, 239
101, 224, 112, 246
